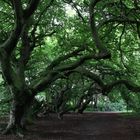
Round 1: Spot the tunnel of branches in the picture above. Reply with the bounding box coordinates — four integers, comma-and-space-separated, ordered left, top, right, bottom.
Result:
0, 0, 140, 136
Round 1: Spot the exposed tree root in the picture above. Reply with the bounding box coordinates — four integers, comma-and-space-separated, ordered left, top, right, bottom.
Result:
57, 113, 63, 120
2, 124, 25, 138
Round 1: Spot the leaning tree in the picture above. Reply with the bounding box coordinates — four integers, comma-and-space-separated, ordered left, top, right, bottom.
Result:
0, 0, 140, 136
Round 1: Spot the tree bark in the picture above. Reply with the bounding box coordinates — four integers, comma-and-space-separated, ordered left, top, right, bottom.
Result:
3, 90, 34, 137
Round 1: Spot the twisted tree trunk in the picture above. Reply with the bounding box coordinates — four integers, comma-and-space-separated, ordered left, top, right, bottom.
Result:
3, 89, 34, 137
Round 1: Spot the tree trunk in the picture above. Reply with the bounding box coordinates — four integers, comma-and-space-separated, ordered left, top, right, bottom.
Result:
2, 103, 24, 137
93, 95, 98, 111
78, 98, 91, 114
3, 91, 34, 137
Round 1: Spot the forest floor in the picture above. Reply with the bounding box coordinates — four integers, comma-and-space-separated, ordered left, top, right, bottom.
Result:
0, 112, 140, 140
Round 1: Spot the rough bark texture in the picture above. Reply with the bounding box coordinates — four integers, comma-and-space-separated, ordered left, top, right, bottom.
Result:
2, 89, 34, 137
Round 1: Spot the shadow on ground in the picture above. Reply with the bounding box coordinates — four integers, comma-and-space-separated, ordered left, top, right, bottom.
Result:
0, 113, 140, 140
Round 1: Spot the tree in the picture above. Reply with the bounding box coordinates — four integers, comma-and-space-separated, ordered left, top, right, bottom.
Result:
0, 0, 140, 136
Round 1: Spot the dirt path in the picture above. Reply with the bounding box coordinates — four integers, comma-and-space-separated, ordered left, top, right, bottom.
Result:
0, 113, 140, 140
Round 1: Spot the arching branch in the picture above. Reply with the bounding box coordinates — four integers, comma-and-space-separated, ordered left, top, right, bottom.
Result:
89, 0, 110, 57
